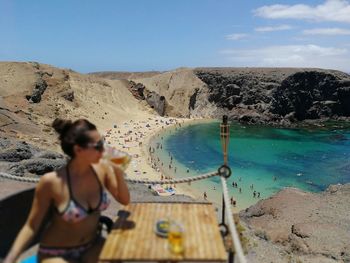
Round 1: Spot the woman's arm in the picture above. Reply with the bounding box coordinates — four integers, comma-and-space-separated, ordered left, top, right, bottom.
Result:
103, 162, 130, 205
4, 174, 53, 263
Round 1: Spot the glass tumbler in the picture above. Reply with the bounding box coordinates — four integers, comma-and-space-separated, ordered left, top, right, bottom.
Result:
168, 221, 184, 254
103, 145, 131, 171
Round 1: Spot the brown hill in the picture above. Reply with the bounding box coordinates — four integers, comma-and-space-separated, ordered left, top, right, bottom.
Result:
0, 62, 154, 150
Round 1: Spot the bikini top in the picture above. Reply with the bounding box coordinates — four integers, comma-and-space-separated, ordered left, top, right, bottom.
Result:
56, 166, 110, 223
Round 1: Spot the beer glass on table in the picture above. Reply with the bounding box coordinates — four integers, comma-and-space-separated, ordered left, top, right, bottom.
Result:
168, 221, 184, 254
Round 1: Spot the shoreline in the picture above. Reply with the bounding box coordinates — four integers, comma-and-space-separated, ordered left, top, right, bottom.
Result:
102, 115, 256, 215
142, 117, 216, 199
104, 116, 211, 201
102, 115, 238, 216
144, 118, 243, 214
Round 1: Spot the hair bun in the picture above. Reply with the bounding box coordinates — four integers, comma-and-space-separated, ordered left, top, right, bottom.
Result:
52, 118, 72, 136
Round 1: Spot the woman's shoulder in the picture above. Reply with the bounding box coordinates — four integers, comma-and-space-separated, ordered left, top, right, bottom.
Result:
39, 166, 66, 186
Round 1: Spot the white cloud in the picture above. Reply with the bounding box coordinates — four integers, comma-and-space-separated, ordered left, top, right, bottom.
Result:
225, 33, 249, 40
220, 44, 349, 71
255, 24, 293, 32
303, 27, 350, 35
253, 0, 350, 23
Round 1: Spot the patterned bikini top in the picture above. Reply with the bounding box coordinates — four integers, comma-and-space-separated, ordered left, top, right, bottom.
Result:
56, 166, 110, 223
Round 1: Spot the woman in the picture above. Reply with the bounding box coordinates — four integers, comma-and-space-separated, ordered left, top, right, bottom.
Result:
5, 118, 130, 263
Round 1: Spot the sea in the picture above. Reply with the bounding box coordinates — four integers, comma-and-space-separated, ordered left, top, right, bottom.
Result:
148, 120, 350, 211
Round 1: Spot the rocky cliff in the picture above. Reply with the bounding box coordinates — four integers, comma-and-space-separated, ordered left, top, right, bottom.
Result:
0, 137, 66, 178
105, 67, 350, 126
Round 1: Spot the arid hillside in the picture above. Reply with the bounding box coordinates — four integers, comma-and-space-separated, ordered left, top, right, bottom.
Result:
0, 62, 154, 150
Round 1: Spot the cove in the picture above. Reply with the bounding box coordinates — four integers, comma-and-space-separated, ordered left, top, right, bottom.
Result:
149, 121, 350, 210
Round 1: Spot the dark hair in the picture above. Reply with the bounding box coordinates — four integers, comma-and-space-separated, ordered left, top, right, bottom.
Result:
52, 118, 97, 157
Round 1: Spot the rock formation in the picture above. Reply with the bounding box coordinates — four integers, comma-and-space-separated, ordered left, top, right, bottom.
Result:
97, 67, 350, 126
240, 184, 350, 263
271, 72, 350, 121
194, 68, 350, 125
0, 137, 66, 177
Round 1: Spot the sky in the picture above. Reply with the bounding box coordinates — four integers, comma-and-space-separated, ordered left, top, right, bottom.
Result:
1, 0, 350, 73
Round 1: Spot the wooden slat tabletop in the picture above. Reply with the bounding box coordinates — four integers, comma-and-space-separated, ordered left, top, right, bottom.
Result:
99, 202, 227, 262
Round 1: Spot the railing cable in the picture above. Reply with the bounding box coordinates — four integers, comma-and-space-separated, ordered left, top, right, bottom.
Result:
0, 171, 219, 184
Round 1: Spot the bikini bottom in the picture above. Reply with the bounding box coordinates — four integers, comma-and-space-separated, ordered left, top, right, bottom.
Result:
38, 234, 101, 261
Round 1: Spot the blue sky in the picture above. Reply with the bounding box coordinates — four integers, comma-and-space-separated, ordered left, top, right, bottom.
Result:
1, 0, 350, 73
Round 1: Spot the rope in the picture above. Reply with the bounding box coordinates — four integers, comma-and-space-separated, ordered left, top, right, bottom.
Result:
0, 171, 219, 184
0, 172, 40, 183
221, 176, 247, 263
125, 171, 219, 184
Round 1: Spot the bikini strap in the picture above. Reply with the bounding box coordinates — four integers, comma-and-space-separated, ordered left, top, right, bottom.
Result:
66, 165, 73, 199
90, 165, 104, 199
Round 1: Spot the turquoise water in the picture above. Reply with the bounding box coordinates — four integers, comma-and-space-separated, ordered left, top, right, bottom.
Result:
149, 121, 350, 210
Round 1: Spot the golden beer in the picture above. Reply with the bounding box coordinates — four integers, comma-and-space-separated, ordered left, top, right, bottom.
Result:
111, 155, 131, 170
168, 222, 184, 254
111, 155, 127, 165
103, 145, 131, 170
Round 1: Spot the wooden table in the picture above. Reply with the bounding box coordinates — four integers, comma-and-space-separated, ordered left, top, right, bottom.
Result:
99, 202, 227, 262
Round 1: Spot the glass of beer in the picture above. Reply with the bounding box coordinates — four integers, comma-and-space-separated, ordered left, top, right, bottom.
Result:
168, 221, 184, 254
103, 145, 131, 170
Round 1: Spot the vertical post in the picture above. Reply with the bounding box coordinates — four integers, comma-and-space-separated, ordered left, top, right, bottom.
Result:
221, 115, 229, 165
220, 115, 229, 225
220, 115, 234, 263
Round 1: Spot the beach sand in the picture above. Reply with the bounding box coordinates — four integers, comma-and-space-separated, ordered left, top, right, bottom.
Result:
102, 116, 199, 199
101, 115, 242, 216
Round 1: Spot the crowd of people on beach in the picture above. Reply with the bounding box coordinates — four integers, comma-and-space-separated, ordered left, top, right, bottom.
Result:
93, 115, 272, 214
141, 118, 271, 210
103, 117, 183, 179
146, 121, 185, 182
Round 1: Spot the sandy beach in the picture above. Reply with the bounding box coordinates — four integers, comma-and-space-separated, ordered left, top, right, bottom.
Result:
102, 116, 200, 200
101, 115, 240, 215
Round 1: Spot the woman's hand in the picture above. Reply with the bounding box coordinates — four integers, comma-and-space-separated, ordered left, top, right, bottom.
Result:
101, 159, 130, 205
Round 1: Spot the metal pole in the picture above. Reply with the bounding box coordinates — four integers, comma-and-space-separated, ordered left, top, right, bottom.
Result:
220, 115, 229, 226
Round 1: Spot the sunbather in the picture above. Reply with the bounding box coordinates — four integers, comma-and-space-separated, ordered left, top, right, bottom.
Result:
5, 118, 130, 263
